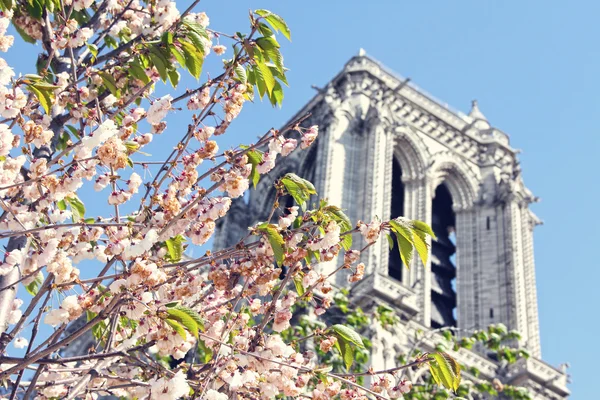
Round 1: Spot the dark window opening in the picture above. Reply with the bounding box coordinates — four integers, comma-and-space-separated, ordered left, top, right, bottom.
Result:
430, 184, 457, 328
388, 158, 405, 281
486, 216, 491, 230
490, 308, 494, 319
283, 195, 294, 210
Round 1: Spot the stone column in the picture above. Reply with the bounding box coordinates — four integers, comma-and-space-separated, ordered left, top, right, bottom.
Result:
504, 198, 530, 346
403, 176, 431, 326
501, 197, 542, 356
376, 127, 395, 277
455, 206, 479, 332
359, 111, 391, 280
522, 209, 542, 357
314, 103, 353, 278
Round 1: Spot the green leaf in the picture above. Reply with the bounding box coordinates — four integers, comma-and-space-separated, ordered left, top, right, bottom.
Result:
394, 231, 413, 269
22, 74, 42, 83
179, 40, 204, 79
99, 71, 119, 97
246, 149, 263, 188
87, 43, 98, 60
25, 272, 44, 295
330, 324, 365, 349
57, 199, 66, 211
442, 330, 453, 341
255, 10, 292, 41
412, 219, 437, 240
181, 18, 210, 40
389, 220, 415, 269
234, 63, 247, 84
56, 131, 70, 151
253, 65, 267, 99
165, 235, 184, 262
87, 311, 108, 340
0, 0, 14, 11
257, 22, 274, 37
167, 69, 180, 88
171, 46, 187, 68
124, 141, 140, 154
280, 173, 317, 210
429, 363, 443, 387
270, 80, 284, 107
104, 35, 118, 49
255, 61, 275, 95
256, 36, 280, 51
257, 223, 285, 266
197, 339, 213, 363
65, 196, 86, 222
173, 305, 205, 332
256, 37, 284, 74
270, 64, 288, 86
247, 67, 256, 86
186, 30, 206, 53
336, 337, 354, 370
411, 228, 430, 267
164, 318, 187, 339
86, 310, 97, 322
293, 274, 305, 296
167, 308, 199, 338
27, 84, 53, 114
129, 58, 150, 84
65, 125, 81, 139
30, 82, 60, 91
26, 0, 43, 19
162, 31, 173, 45
148, 46, 169, 82
430, 352, 461, 392
387, 234, 395, 250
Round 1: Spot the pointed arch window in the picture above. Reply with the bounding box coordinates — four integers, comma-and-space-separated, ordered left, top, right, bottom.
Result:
430, 183, 457, 328
388, 157, 405, 281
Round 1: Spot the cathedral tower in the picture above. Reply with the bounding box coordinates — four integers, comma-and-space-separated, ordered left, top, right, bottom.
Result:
213, 53, 569, 399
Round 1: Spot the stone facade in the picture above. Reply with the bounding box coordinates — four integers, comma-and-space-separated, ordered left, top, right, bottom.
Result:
214, 53, 569, 399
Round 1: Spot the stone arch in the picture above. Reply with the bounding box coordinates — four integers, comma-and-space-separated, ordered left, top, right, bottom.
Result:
427, 152, 479, 211
391, 125, 430, 182
384, 124, 430, 282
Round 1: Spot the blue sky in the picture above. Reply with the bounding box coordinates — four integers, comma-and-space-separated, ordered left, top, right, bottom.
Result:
4, 0, 597, 397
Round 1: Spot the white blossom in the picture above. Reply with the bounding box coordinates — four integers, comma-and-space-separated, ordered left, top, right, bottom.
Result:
82, 120, 119, 151
149, 370, 190, 400
44, 309, 69, 327
13, 337, 28, 349
205, 390, 228, 400
147, 95, 173, 125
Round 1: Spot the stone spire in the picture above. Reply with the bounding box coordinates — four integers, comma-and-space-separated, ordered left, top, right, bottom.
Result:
468, 99, 491, 130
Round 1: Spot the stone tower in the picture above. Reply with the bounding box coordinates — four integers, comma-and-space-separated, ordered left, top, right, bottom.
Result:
214, 53, 569, 399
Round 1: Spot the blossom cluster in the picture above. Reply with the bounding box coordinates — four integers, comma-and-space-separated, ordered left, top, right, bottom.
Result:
0, 3, 424, 400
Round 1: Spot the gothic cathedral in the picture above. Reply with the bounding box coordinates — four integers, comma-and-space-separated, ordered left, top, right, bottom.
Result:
214, 53, 569, 399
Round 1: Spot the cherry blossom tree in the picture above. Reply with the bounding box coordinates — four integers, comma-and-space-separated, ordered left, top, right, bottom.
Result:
0, 1, 533, 399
